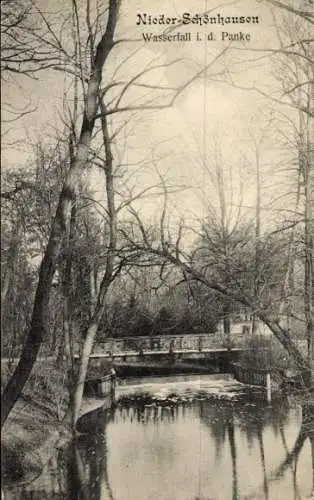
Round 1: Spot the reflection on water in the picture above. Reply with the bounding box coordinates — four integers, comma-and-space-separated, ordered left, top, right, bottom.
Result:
3, 375, 314, 500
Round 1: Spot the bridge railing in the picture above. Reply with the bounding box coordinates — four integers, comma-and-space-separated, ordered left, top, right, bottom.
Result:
96, 333, 247, 355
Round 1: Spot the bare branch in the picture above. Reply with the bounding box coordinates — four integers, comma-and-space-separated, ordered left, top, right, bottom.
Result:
264, 0, 314, 24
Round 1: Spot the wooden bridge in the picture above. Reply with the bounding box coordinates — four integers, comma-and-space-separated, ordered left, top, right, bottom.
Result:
83, 333, 246, 362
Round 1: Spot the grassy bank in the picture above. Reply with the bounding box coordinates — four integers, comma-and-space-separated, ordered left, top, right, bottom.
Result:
238, 335, 308, 373
1, 359, 71, 486
236, 335, 312, 389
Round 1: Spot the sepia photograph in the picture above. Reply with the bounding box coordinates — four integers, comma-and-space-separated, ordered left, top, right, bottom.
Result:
1, 0, 314, 498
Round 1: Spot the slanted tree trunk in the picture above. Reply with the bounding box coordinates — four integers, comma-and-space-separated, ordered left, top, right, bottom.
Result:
58, 205, 76, 366
72, 98, 118, 427
136, 243, 310, 372
1, 0, 120, 427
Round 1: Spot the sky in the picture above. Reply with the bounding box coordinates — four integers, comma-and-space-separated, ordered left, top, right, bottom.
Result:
1, 0, 301, 238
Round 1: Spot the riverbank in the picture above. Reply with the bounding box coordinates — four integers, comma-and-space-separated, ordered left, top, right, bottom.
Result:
1, 359, 71, 488
1, 358, 117, 489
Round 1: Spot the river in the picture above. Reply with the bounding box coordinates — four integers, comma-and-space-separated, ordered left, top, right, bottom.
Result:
3, 374, 314, 500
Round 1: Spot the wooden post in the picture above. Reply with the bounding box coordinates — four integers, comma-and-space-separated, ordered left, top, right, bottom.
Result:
198, 336, 202, 352
169, 339, 174, 355
139, 343, 144, 359
110, 369, 116, 403
266, 372, 272, 403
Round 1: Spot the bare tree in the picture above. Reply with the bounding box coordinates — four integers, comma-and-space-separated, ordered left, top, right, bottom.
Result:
121, 195, 309, 372
271, 1, 314, 379
1, 0, 66, 77
1, 0, 121, 427
219, 0, 313, 380
2, 0, 226, 425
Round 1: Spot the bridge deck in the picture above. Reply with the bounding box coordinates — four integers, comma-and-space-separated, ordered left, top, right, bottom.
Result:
74, 347, 243, 360
74, 333, 309, 361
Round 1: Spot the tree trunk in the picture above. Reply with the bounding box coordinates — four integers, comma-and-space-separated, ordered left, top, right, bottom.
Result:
304, 146, 313, 384
72, 321, 99, 428
223, 301, 231, 337
257, 311, 309, 371
72, 281, 113, 427
253, 143, 261, 335
304, 83, 314, 384
299, 71, 314, 385
1, 222, 20, 329
72, 97, 118, 427
61, 205, 77, 368
1, 0, 120, 428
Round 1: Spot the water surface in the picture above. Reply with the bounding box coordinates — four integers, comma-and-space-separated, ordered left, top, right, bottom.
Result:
3, 375, 313, 500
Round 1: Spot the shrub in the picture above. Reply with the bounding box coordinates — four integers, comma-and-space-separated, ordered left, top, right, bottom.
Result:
239, 335, 295, 372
